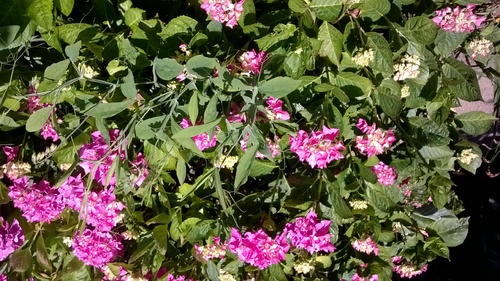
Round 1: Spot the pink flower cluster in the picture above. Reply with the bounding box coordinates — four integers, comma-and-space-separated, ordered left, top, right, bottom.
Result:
352, 273, 379, 281
229, 228, 290, 269
8, 176, 65, 223
0, 217, 24, 261
355, 119, 396, 157
228, 102, 246, 123
72, 228, 123, 268
167, 274, 196, 281
283, 210, 336, 254
433, 4, 486, 33
200, 0, 245, 28
239, 49, 266, 75
265, 97, 290, 121
240, 134, 280, 159
0, 275, 5, 281
289, 126, 345, 169
3, 146, 18, 162
351, 236, 379, 256
371, 162, 397, 186
180, 118, 218, 151
27, 95, 60, 141
194, 236, 228, 261
392, 256, 428, 278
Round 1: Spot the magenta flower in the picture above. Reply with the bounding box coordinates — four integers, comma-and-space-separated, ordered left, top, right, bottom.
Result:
265, 97, 290, 121
371, 162, 397, 186
167, 274, 196, 281
58, 174, 85, 210
201, 0, 245, 28
228, 102, 246, 123
229, 228, 290, 269
180, 118, 217, 151
72, 228, 123, 268
0, 217, 24, 262
0, 274, 6, 281
289, 126, 345, 169
283, 210, 336, 254
195, 237, 228, 261
392, 256, 428, 279
240, 134, 280, 159
2, 146, 19, 162
355, 119, 396, 157
239, 49, 266, 75
351, 236, 379, 256
41, 122, 59, 141
433, 4, 485, 33
79, 189, 126, 232
352, 273, 379, 281
8, 176, 65, 223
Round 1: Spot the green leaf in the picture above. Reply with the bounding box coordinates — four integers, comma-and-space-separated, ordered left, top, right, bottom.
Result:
65, 41, 81, 62
176, 157, 186, 185
442, 58, 481, 101
26, 107, 52, 132
263, 264, 287, 281
36, 235, 52, 272
327, 183, 353, 218
44, 59, 70, 81
234, 145, 258, 189
288, 0, 308, 13
154, 58, 184, 81
360, 0, 390, 21
419, 146, 454, 160
153, 224, 168, 255
172, 118, 221, 140
85, 100, 134, 118
310, 0, 343, 22
188, 93, 199, 125
366, 185, 394, 213
376, 81, 402, 118
0, 25, 20, 49
56, 23, 99, 44
424, 237, 450, 260
158, 16, 199, 40
457, 146, 482, 174
129, 238, 154, 263
315, 255, 333, 269
366, 32, 393, 75
207, 260, 220, 281
26, 0, 54, 30
428, 217, 469, 247
284, 52, 305, 79
204, 94, 218, 123
399, 16, 438, 45
54, 0, 74, 16
186, 220, 215, 241
259, 77, 301, 98
249, 160, 277, 177
121, 69, 137, 99
255, 23, 296, 51
434, 30, 467, 57
318, 22, 343, 66
455, 111, 497, 136
124, 8, 145, 28
9, 248, 32, 273
331, 72, 373, 96
186, 55, 217, 79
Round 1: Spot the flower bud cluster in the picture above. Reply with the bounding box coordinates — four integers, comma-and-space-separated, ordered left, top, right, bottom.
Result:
393, 54, 420, 81
201, 0, 245, 28
355, 119, 396, 157
468, 38, 493, 59
352, 49, 374, 68
352, 236, 380, 256
195, 237, 228, 261
458, 148, 479, 164
433, 4, 485, 33
352, 273, 379, 281
371, 162, 398, 186
391, 256, 428, 278
239, 49, 266, 75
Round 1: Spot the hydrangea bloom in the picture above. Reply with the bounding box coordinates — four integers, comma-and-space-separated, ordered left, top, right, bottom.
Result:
392, 256, 428, 278
0, 217, 24, 262
371, 162, 398, 186
283, 210, 336, 254
352, 49, 374, 68
352, 273, 379, 281
352, 236, 379, 256
468, 38, 493, 59
393, 54, 420, 81
8, 176, 65, 223
228, 102, 246, 123
58, 174, 85, 210
79, 130, 125, 186
72, 228, 123, 268
355, 118, 396, 157
239, 49, 266, 75
201, 0, 245, 28
0, 274, 6, 281
195, 237, 228, 261
433, 4, 485, 33
80, 189, 126, 232
265, 97, 290, 121
180, 118, 217, 151
289, 126, 345, 169
167, 274, 196, 281
240, 135, 280, 159
41, 122, 59, 141
3, 146, 19, 162
2, 161, 31, 180
229, 228, 290, 269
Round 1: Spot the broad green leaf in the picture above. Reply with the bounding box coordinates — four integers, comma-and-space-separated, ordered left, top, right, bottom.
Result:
0, 115, 22, 131
259, 77, 301, 98
124, 8, 145, 28
249, 160, 277, 177
0, 25, 20, 49
263, 264, 287, 281
36, 235, 52, 272
26, 107, 52, 132
186, 220, 216, 241
9, 248, 32, 272
376, 81, 402, 118
85, 100, 134, 118
26, 0, 53, 30
318, 22, 343, 66
207, 260, 219, 281
188, 93, 199, 125
315, 255, 333, 269
204, 94, 218, 123
360, 0, 390, 21
158, 16, 199, 39
419, 145, 454, 160
172, 118, 221, 139
121, 38, 150, 67
255, 23, 296, 51
419, 120, 451, 147
428, 217, 469, 247
455, 111, 496, 136
176, 157, 186, 185
129, 238, 154, 263
44, 59, 70, 81
154, 58, 184, 81
179, 217, 202, 236
65, 41, 81, 62
107, 60, 128, 76
331, 72, 373, 96
442, 58, 481, 101
234, 145, 258, 189
289, 0, 308, 13
54, 0, 74, 16
56, 23, 100, 44
327, 183, 353, 218
366, 32, 393, 75
153, 224, 168, 254
366, 185, 394, 213
434, 30, 467, 57
121, 69, 137, 99
310, 0, 343, 22
424, 237, 450, 260
186, 55, 217, 79
399, 16, 438, 45
284, 52, 305, 79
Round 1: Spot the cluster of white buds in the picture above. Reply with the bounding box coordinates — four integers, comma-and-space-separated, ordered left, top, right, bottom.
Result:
78, 63, 99, 79
400, 85, 410, 98
349, 200, 368, 210
219, 270, 237, 281
393, 54, 420, 81
294, 260, 315, 274
468, 38, 493, 59
352, 49, 374, 68
458, 148, 479, 164
121, 230, 139, 240
214, 155, 239, 169
1, 161, 31, 179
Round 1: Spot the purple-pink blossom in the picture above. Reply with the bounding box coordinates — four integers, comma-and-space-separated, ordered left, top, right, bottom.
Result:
0, 217, 24, 262
289, 126, 345, 169
195, 236, 228, 261
8, 176, 65, 223
229, 228, 290, 269
355, 119, 396, 157
41, 122, 59, 141
392, 256, 428, 279
167, 274, 196, 281
371, 162, 397, 186
351, 236, 379, 256
265, 97, 290, 121
283, 210, 336, 254
180, 118, 217, 151
240, 134, 280, 159
72, 228, 123, 268
0, 274, 6, 281
79, 189, 126, 232
239, 49, 266, 75
58, 174, 85, 210
3, 146, 19, 162
352, 273, 379, 281
433, 4, 486, 33
201, 0, 245, 28
228, 102, 246, 123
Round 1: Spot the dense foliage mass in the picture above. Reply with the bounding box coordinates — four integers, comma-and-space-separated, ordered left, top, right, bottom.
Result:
0, 0, 499, 280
